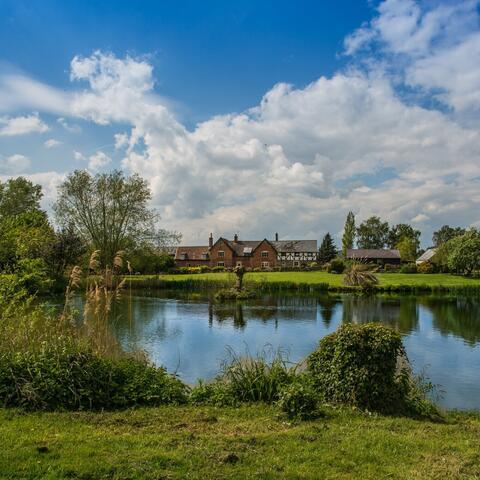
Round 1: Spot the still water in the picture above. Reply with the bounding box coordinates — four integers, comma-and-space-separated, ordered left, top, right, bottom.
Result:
75, 292, 480, 410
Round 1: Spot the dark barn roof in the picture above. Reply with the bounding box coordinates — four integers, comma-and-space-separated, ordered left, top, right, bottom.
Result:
175, 246, 209, 260
347, 249, 401, 260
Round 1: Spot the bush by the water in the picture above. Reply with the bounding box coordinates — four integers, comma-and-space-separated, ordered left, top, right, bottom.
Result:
307, 323, 436, 415
277, 376, 321, 420
214, 288, 255, 301
0, 347, 187, 410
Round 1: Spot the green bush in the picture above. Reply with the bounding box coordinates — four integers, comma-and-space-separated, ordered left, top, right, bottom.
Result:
327, 258, 345, 274
307, 323, 429, 414
277, 376, 320, 420
190, 380, 237, 406
417, 261, 434, 274
400, 263, 418, 274
211, 266, 226, 272
0, 347, 188, 410
383, 263, 400, 273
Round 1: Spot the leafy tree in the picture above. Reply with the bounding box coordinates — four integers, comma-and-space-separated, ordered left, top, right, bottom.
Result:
318, 233, 338, 264
396, 237, 418, 262
356, 216, 389, 249
54, 170, 158, 267
48, 224, 88, 278
0, 177, 43, 219
445, 230, 480, 275
432, 225, 466, 247
342, 211, 356, 257
387, 224, 420, 252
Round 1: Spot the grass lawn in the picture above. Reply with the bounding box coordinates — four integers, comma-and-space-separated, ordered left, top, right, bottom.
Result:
139, 271, 480, 288
1, 405, 479, 479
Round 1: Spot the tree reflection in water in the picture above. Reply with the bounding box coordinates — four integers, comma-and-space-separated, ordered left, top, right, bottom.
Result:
341, 294, 419, 334
419, 296, 480, 346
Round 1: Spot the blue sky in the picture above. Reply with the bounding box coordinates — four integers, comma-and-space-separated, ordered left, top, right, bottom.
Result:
0, 0, 479, 245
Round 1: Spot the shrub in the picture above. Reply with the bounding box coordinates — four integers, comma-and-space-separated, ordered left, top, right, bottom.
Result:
384, 263, 400, 273
0, 347, 188, 410
326, 258, 345, 274
214, 288, 255, 301
190, 380, 237, 406
417, 261, 434, 274
400, 263, 418, 274
211, 266, 226, 272
307, 323, 429, 414
343, 263, 378, 288
277, 376, 320, 420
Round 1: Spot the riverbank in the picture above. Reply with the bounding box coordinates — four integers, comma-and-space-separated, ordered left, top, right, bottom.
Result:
126, 271, 480, 293
1, 405, 479, 479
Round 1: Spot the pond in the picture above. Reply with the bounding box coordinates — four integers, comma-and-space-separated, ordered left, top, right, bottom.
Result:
63, 291, 480, 410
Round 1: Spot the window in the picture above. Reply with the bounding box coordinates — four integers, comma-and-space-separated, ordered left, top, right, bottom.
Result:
293, 261, 300, 267
261, 261, 269, 268
180, 253, 187, 260
261, 251, 269, 258
217, 261, 225, 267
218, 250, 225, 258
192, 253, 196, 259
201, 253, 209, 259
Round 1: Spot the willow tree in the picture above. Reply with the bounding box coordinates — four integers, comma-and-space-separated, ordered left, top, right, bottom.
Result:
54, 170, 157, 267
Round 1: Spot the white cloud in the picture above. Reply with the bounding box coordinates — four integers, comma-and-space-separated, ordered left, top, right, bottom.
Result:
57, 117, 81, 133
73, 150, 86, 161
0, 113, 49, 136
44, 138, 61, 148
88, 151, 111, 171
1, 2, 479, 245
0, 154, 30, 174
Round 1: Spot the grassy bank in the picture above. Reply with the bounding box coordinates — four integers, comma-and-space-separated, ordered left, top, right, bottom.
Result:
126, 271, 480, 293
1, 405, 479, 479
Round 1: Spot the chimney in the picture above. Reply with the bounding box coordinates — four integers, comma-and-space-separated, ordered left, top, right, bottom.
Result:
234, 233, 238, 243
275, 232, 279, 241
209, 233, 213, 248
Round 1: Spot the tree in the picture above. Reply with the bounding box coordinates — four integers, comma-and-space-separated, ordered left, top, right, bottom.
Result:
356, 216, 389, 249
342, 211, 356, 257
0, 177, 43, 219
54, 170, 157, 267
387, 224, 420, 252
445, 230, 480, 275
48, 224, 88, 278
318, 233, 338, 264
432, 225, 466, 247
396, 237, 418, 262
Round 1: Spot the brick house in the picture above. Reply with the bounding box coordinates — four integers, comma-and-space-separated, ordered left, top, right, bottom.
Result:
175, 233, 318, 269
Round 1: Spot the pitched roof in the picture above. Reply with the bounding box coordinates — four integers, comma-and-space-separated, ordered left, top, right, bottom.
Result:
175, 246, 209, 260
223, 239, 267, 256
347, 249, 401, 259
416, 248, 437, 263
272, 240, 317, 253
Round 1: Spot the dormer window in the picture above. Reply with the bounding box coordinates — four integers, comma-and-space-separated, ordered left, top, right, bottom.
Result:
180, 253, 188, 260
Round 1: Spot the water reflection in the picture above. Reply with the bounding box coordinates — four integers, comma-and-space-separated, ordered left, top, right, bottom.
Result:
59, 291, 480, 409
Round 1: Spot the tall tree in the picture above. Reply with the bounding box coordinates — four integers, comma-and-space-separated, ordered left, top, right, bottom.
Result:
356, 216, 389, 249
342, 211, 356, 257
318, 233, 338, 264
54, 170, 157, 267
0, 177, 43, 219
396, 237, 418, 262
432, 225, 466, 247
387, 223, 421, 253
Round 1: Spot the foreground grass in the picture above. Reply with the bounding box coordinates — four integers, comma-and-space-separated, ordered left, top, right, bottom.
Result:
135, 271, 480, 288
1, 405, 480, 479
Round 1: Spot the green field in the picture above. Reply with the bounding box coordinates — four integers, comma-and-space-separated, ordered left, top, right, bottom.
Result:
135, 271, 480, 289
1, 405, 479, 479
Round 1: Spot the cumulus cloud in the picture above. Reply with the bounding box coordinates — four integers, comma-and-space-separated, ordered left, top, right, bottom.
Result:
0, 113, 49, 136
88, 151, 111, 171
0, 154, 30, 174
73, 150, 86, 161
44, 138, 61, 148
57, 117, 82, 133
1, 1, 479, 245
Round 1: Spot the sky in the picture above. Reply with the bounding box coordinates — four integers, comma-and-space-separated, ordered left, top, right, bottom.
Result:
0, 0, 479, 247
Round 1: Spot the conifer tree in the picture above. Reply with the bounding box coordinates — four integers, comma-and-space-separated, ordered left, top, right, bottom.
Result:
318, 232, 338, 264
342, 211, 356, 257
